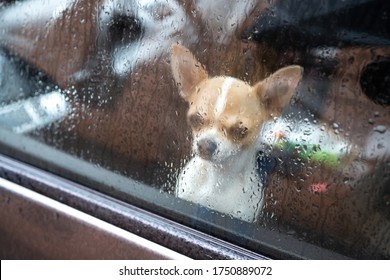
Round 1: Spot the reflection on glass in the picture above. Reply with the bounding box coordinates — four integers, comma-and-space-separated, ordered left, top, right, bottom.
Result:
0, 91, 69, 133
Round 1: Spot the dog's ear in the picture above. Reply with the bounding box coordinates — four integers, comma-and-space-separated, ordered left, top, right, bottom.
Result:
170, 44, 208, 100
255, 65, 303, 116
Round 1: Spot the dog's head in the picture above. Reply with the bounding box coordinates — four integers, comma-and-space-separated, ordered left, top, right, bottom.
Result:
170, 44, 303, 163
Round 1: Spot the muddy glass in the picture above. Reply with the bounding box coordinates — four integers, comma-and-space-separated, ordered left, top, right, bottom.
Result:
0, 0, 389, 259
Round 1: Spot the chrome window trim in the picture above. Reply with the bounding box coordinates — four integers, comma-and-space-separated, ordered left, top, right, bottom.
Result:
0, 177, 189, 259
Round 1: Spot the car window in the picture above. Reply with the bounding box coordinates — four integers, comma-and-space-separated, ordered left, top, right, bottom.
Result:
0, 0, 389, 259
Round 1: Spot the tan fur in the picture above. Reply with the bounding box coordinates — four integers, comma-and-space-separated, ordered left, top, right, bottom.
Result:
171, 44, 303, 149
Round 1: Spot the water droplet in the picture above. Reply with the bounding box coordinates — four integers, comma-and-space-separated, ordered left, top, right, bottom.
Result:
374, 125, 387, 133
287, 229, 296, 235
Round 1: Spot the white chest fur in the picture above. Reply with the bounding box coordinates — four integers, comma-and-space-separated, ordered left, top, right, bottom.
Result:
176, 150, 264, 222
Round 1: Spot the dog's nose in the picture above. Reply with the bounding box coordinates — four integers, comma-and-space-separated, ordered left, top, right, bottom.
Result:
197, 138, 217, 160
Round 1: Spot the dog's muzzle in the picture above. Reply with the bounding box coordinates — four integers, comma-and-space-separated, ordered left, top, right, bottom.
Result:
197, 138, 218, 160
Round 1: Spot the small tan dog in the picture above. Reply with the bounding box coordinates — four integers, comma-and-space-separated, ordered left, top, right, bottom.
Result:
170, 44, 303, 222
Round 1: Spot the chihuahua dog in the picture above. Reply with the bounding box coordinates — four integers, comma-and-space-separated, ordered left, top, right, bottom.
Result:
170, 44, 303, 222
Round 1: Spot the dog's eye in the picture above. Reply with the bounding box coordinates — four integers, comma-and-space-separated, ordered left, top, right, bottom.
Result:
230, 122, 249, 140
188, 113, 204, 129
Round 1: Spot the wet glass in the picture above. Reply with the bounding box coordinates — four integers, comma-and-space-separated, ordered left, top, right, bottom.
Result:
0, 0, 389, 259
